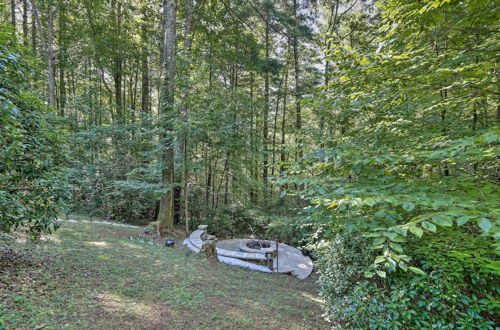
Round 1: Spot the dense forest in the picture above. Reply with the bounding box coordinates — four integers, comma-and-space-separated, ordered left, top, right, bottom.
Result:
1, 0, 499, 327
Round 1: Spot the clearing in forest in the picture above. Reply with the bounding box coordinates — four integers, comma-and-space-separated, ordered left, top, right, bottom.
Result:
0, 222, 326, 329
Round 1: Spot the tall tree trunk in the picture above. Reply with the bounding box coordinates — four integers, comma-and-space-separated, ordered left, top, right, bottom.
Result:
272, 71, 284, 178
31, 1, 36, 55
22, 0, 28, 45
292, 0, 301, 158
249, 71, 257, 204
141, 5, 150, 114
11, 0, 16, 29
182, 0, 194, 233
33, 1, 56, 106
321, 2, 338, 135
280, 66, 288, 174
262, 11, 270, 190
112, 0, 123, 121
47, 5, 56, 106
156, 0, 177, 235
58, 0, 66, 116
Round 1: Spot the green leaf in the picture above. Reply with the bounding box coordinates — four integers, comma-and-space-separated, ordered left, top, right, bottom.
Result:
376, 270, 386, 278
432, 216, 453, 227
373, 237, 386, 246
402, 202, 415, 211
364, 232, 383, 238
359, 57, 371, 66
374, 256, 386, 264
421, 221, 436, 232
389, 235, 406, 243
408, 267, 426, 275
364, 198, 376, 206
383, 232, 397, 239
364, 271, 374, 278
478, 218, 492, 233
409, 226, 423, 238
456, 216, 470, 226
393, 226, 408, 237
483, 261, 500, 275
389, 242, 404, 253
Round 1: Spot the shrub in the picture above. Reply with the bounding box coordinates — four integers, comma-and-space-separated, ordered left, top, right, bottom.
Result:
317, 231, 499, 329
266, 215, 318, 247
0, 28, 68, 238
200, 204, 269, 238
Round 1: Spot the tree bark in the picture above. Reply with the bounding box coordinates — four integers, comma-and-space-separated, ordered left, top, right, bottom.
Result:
182, 0, 194, 233
11, 0, 16, 29
32, 1, 56, 106
280, 64, 288, 175
47, 5, 56, 107
272, 70, 284, 178
31, 1, 36, 55
292, 0, 301, 157
262, 10, 270, 189
112, 0, 123, 121
156, 0, 177, 235
58, 0, 66, 116
141, 4, 149, 114
22, 0, 28, 45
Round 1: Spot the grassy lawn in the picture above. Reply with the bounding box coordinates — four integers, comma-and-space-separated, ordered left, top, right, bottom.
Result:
1, 222, 327, 329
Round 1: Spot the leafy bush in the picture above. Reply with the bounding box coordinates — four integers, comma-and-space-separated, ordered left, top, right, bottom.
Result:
201, 204, 269, 237
66, 124, 161, 223
266, 214, 321, 248
318, 232, 499, 329
0, 27, 68, 237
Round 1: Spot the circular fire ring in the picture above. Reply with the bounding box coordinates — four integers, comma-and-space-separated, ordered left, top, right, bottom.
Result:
239, 239, 276, 254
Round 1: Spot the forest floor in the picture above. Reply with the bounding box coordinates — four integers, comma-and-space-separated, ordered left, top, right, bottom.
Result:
0, 221, 328, 329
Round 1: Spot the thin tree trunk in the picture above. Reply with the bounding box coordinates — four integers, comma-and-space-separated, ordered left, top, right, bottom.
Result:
205, 145, 211, 206
249, 71, 257, 204
141, 5, 150, 114
58, 0, 66, 116
112, 0, 123, 121
22, 0, 28, 45
271, 71, 284, 178
182, 0, 194, 233
11, 0, 16, 29
280, 66, 289, 174
156, 0, 177, 235
262, 11, 270, 190
47, 5, 55, 106
31, 1, 36, 55
292, 0, 301, 158
321, 2, 338, 134
32, 1, 56, 106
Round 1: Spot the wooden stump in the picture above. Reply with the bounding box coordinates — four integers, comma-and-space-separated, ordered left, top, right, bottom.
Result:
202, 239, 217, 259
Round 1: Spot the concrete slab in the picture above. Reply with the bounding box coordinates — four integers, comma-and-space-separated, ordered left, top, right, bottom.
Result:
217, 255, 273, 273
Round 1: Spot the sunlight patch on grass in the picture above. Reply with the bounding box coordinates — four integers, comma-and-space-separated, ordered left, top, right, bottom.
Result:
120, 241, 146, 250
97, 293, 148, 314
301, 291, 324, 304
87, 241, 109, 247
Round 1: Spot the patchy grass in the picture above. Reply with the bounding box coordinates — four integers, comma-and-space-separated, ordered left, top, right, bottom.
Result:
1, 222, 327, 329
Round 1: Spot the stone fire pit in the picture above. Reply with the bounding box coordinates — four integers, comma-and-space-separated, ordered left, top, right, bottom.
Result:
183, 225, 313, 279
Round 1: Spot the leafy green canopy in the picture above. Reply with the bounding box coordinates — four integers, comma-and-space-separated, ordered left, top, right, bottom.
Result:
0, 25, 68, 237
283, 0, 499, 277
